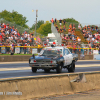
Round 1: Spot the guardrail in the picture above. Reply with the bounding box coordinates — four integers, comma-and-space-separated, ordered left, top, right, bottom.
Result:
0, 71, 100, 82
1, 71, 100, 100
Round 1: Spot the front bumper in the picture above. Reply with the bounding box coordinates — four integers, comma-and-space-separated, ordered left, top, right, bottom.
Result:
29, 63, 57, 68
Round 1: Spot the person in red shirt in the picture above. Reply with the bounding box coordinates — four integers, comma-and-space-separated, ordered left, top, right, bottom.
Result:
24, 43, 27, 54
0, 34, 2, 42
3, 23, 6, 29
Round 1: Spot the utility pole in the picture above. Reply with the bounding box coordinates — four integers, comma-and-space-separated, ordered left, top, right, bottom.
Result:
32, 9, 38, 37
35, 10, 38, 37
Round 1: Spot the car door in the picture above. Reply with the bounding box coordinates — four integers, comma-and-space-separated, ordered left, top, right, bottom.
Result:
63, 48, 67, 66
65, 49, 70, 65
67, 49, 73, 64
64, 49, 70, 66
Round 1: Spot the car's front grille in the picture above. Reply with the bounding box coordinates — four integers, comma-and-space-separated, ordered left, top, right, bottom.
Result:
36, 60, 50, 63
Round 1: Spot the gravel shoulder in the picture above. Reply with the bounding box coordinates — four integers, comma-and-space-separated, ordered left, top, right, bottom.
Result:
32, 89, 100, 100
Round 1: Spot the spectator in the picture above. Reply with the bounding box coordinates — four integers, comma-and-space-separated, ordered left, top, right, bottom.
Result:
69, 24, 72, 30
51, 18, 54, 24
63, 25, 66, 32
59, 19, 62, 25
99, 45, 100, 54
24, 43, 27, 54
91, 25, 94, 31
78, 24, 81, 30
54, 18, 57, 24
63, 19, 66, 25
55, 25, 59, 32
27, 42, 30, 54
95, 26, 98, 31
68, 28, 71, 37
72, 24, 76, 33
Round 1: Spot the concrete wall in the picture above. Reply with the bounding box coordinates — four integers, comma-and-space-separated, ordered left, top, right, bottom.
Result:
0, 55, 32, 62
0, 55, 93, 62
0, 73, 100, 100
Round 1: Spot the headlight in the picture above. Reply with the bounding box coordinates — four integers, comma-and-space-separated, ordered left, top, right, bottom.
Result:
30, 59, 36, 63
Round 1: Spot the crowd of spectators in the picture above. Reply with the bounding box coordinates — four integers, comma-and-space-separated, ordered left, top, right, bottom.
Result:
1, 20, 100, 55
51, 18, 100, 54
0, 23, 42, 54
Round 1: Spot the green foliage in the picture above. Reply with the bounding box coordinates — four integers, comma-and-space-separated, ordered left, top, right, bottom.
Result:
37, 21, 51, 36
30, 20, 44, 30
65, 18, 79, 28
0, 10, 28, 28
65, 18, 79, 23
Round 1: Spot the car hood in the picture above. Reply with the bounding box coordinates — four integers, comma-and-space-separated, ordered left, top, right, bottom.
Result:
30, 55, 60, 60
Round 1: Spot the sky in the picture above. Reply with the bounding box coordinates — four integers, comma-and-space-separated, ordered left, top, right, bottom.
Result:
0, 0, 100, 27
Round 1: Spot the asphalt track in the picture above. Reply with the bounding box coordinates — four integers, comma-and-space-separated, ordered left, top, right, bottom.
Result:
0, 60, 100, 79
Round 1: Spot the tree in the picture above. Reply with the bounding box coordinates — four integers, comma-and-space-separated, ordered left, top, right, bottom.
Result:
0, 10, 28, 28
37, 21, 51, 36
65, 18, 79, 28
30, 20, 44, 30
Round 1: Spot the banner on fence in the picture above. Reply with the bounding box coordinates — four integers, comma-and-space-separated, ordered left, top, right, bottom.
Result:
93, 50, 98, 54
94, 54, 100, 60
1, 47, 6, 54
15, 47, 20, 54
32, 48, 37, 54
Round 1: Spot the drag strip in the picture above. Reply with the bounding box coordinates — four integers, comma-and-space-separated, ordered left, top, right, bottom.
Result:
0, 60, 100, 79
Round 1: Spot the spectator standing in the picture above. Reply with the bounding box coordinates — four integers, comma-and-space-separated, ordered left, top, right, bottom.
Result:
63, 25, 66, 32
27, 42, 30, 54
55, 25, 59, 32
69, 24, 72, 30
10, 42, 14, 54
95, 26, 98, 31
98, 45, 100, 54
63, 19, 66, 25
91, 25, 94, 31
24, 43, 27, 54
78, 24, 81, 30
51, 18, 54, 24
72, 24, 76, 33
54, 18, 57, 24
68, 28, 71, 37
59, 19, 62, 25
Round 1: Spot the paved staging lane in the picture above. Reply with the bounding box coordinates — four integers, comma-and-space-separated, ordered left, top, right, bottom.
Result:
0, 60, 100, 79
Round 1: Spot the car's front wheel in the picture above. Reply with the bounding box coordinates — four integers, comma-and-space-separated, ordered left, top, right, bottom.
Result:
31, 67, 37, 72
56, 64, 62, 73
67, 61, 75, 72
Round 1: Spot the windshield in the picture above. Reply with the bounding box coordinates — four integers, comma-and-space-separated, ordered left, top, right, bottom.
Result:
40, 48, 62, 56
49, 39, 57, 42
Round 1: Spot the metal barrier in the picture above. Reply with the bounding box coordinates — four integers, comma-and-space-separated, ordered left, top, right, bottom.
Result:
0, 46, 99, 55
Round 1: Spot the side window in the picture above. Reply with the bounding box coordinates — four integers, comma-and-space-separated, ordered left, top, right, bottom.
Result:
63, 49, 65, 55
65, 49, 70, 55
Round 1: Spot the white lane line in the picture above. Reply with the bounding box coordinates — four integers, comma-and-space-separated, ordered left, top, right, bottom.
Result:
0, 61, 28, 64
0, 67, 31, 71
0, 64, 100, 71
76, 64, 100, 67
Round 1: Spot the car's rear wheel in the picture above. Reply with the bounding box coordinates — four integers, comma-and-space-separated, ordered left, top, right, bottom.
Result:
56, 64, 62, 73
31, 67, 37, 72
68, 61, 75, 72
44, 69, 50, 73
